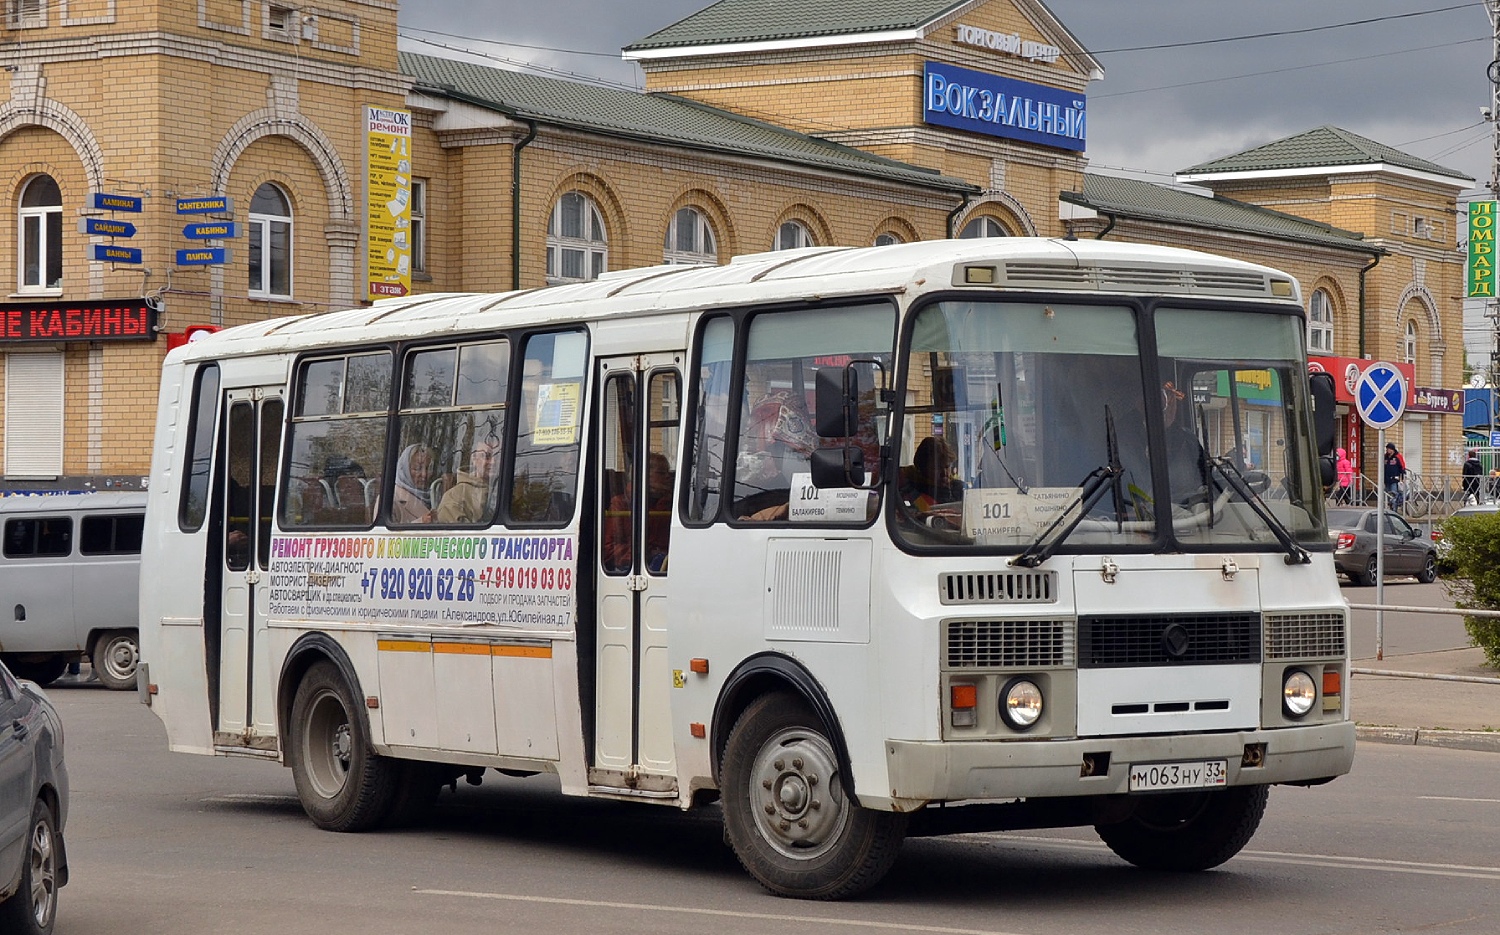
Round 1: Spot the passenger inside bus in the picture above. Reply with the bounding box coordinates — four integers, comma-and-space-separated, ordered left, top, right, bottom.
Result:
436, 436, 502, 524
899, 436, 964, 524
390, 443, 436, 524
734, 389, 814, 521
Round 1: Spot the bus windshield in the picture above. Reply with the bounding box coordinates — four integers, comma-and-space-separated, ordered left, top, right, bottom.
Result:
894, 300, 1323, 552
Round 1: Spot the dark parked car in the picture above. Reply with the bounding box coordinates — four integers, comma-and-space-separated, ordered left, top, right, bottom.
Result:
1327, 508, 1437, 586
0, 657, 68, 934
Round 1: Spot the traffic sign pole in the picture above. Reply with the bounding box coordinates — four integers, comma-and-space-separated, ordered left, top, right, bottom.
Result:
1355, 361, 1408, 663
1376, 427, 1385, 660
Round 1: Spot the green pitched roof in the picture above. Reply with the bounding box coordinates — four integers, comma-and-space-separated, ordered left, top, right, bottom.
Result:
625, 0, 969, 51
400, 52, 974, 193
1179, 125, 1470, 183
1062, 173, 1378, 253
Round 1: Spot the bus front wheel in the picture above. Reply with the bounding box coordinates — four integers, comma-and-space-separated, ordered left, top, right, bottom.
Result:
288, 661, 398, 832
1095, 784, 1269, 871
720, 692, 906, 899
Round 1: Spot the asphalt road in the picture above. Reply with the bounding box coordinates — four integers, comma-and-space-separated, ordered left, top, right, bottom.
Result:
39, 683, 1500, 935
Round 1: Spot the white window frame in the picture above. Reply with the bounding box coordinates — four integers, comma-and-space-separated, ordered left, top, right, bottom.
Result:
409, 179, 427, 274
663, 207, 716, 265
4, 351, 64, 478
773, 220, 813, 251
248, 183, 293, 299
1308, 288, 1333, 353
1403, 321, 1417, 367
546, 192, 607, 283
7, 0, 45, 29
18, 174, 63, 294
959, 216, 1008, 238
874, 232, 904, 247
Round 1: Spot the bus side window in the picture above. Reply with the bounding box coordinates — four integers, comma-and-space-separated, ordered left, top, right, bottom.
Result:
686, 315, 733, 523
509, 330, 586, 526
395, 339, 509, 528
280, 351, 392, 530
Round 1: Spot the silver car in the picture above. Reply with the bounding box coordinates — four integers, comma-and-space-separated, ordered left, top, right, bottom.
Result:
0, 657, 68, 934
1327, 508, 1438, 586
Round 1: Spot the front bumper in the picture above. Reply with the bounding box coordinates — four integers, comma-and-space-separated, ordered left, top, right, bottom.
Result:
885, 721, 1355, 803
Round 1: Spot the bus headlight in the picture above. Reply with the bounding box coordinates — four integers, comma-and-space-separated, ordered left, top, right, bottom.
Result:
1282, 670, 1317, 718
1000, 677, 1043, 730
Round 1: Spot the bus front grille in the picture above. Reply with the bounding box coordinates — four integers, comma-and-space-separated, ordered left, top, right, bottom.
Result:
1263, 612, 1346, 659
1078, 613, 1260, 668
944, 619, 1075, 669
939, 570, 1056, 605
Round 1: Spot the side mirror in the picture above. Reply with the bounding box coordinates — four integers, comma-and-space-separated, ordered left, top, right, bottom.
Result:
815, 366, 860, 438
1308, 371, 1337, 457
811, 446, 866, 488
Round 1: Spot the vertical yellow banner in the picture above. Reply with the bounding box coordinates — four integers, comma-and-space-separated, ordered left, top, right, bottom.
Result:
366, 106, 412, 300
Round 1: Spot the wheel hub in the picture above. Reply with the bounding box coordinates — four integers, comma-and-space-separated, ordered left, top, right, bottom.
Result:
750, 728, 847, 858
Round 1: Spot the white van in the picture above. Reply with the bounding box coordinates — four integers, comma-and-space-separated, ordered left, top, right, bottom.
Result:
0, 491, 145, 689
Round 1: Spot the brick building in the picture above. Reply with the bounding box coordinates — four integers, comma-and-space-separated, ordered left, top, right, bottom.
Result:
0, 0, 1471, 490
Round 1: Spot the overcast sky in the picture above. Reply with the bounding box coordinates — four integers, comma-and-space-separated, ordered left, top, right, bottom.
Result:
396, 1, 1495, 200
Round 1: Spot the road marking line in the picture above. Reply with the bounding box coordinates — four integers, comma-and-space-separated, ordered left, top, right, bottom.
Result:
974, 834, 1500, 880
415, 890, 1031, 935
1418, 795, 1500, 804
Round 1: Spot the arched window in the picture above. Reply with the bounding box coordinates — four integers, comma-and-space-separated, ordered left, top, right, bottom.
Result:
773, 220, 814, 251
1403, 320, 1417, 366
248, 183, 293, 298
1308, 288, 1334, 353
547, 192, 608, 283
874, 232, 903, 247
18, 174, 62, 292
663, 207, 716, 265
959, 216, 1008, 238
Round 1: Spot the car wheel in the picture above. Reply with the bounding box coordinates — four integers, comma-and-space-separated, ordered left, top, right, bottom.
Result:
0, 797, 60, 935
1360, 554, 1379, 586
90, 629, 138, 691
720, 692, 907, 899
1416, 553, 1437, 584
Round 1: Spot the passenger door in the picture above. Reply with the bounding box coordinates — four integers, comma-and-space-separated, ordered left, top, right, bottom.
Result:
1386, 513, 1422, 575
591, 354, 682, 793
214, 387, 283, 746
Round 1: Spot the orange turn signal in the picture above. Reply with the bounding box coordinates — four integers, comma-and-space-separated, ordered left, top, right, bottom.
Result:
1322, 670, 1341, 696
689, 658, 709, 674
951, 683, 978, 710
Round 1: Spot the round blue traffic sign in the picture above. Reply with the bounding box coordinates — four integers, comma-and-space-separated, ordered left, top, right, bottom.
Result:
1354, 362, 1407, 429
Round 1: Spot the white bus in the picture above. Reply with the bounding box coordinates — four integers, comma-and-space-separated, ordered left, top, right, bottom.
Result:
139, 239, 1353, 899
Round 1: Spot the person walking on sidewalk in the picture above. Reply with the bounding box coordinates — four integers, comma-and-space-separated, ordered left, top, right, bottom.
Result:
1383, 442, 1407, 511
1462, 449, 1484, 504
1334, 447, 1354, 503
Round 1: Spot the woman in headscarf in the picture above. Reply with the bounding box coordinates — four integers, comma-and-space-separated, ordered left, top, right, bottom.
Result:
391, 443, 436, 523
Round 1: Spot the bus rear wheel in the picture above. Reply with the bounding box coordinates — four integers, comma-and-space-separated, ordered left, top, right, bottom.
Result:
288, 661, 398, 832
1095, 784, 1269, 872
720, 692, 906, 899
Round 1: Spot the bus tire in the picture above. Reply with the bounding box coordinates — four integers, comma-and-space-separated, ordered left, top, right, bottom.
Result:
90, 630, 138, 691
720, 692, 906, 899
1095, 784, 1269, 872
288, 661, 398, 832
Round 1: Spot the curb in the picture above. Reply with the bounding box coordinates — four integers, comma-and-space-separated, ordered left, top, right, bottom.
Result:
1355, 725, 1500, 754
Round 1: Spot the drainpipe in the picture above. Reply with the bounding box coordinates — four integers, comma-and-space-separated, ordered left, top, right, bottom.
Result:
1357, 252, 1382, 360
1093, 211, 1117, 240
946, 191, 975, 238
511, 118, 538, 291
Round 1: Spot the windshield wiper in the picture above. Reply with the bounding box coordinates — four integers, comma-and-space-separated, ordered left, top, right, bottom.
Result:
1204, 457, 1310, 565
1012, 407, 1122, 568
